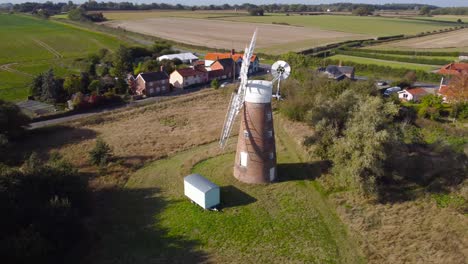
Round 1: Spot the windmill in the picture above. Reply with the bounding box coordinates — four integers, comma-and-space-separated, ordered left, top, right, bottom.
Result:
219, 30, 291, 184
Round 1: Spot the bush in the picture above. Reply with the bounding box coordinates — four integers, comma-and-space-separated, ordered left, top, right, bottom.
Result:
89, 138, 112, 166
211, 79, 220, 89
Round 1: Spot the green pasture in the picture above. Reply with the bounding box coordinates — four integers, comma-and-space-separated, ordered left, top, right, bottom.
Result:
408, 15, 468, 23
330, 54, 438, 71
0, 13, 126, 101
91, 119, 363, 263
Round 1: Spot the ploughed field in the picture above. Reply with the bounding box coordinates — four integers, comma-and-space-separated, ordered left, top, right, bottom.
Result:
371, 28, 468, 52
101, 11, 457, 54
102, 17, 366, 54
0, 14, 125, 101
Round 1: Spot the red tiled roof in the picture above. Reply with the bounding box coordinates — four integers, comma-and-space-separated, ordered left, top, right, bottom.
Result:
438, 63, 468, 76
406, 87, 429, 96
208, 69, 225, 78
175, 68, 206, 77
205, 53, 257, 62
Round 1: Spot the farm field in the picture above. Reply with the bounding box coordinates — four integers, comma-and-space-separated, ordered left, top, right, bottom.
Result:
370, 28, 468, 52
102, 11, 456, 36
0, 13, 126, 101
100, 11, 459, 55
329, 54, 439, 71
102, 17, 367, 55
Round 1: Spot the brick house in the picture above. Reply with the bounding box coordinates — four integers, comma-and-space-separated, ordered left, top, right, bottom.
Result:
134, 71, 170, 96
170, 67, 208, 89
205, 50, 259, 74
209, 58, 237, 81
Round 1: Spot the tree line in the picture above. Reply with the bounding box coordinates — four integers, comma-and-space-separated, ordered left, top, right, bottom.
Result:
10, 1, 439, 13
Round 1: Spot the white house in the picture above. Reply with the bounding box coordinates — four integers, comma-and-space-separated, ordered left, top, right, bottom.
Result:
184, 174, 220, 210
398, 87, 434, 102
157, 53, 199, 64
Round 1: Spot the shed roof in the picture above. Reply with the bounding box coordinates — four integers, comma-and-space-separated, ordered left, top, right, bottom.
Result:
176, 67, 206, 77
205, 52, 257, 62
184, 174, 219, 193
158, 53, 199, 61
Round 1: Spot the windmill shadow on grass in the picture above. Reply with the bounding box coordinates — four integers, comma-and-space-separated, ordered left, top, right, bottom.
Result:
88, 187, 210, 264
220, 185, 257, 209
277, 161, 327, 182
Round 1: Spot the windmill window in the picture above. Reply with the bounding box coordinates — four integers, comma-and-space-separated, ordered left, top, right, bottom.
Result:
267, 130, 273, 138
240, 152, 248, 167
243, 130, 250, 138
269, 152, 274, 160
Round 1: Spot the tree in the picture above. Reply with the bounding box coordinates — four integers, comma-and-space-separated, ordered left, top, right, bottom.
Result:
446, 72, 468, 103
89, 138, 112, 166
88, 80, 102, 94
352, 6, 372, 16
30, 72, 44, 98
331, 96, 398, 196
419, 6, 431, 16
111, 45, 131, 79
0, 99, 30, 142
418, 94, 444, 120
63, 75, 81, 95
40, 69, 61, 103
211, 79, 220, 89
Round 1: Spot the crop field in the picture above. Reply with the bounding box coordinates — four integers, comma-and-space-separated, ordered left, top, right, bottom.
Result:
103, 10, 455, 36
100, 11, 459, 56
0, 14, 125, 101
370, 28, 468, 52
103, 17, 366, 54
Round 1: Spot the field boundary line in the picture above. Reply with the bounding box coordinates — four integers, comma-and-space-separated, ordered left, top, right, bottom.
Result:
0, 63, 33, 77
32, 39, 63, 58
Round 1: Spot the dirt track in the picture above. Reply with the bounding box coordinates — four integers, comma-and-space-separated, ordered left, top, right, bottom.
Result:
102, 17, 366, 53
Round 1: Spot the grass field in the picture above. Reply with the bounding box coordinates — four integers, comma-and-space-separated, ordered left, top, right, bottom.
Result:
0, 13, 126, 101
329, 54, 439, 71
90, 118, 364, 263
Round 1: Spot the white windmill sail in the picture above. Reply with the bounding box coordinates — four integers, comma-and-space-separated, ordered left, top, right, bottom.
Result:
219, 29, 257, 149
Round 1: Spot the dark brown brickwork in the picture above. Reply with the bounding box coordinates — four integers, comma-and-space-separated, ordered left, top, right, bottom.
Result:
233, 102, 276, 184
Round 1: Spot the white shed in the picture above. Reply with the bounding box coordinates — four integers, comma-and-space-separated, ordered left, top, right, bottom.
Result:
184, 174, 220, 209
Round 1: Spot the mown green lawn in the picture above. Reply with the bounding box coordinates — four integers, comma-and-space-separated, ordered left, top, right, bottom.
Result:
90, 119, 363, 263
0, 13, 125, 101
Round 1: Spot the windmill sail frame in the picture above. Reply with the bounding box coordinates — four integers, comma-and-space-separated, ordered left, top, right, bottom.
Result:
219, 30, 257, 149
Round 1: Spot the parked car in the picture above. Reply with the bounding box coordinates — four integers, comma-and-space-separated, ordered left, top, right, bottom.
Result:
383, 86, 401, 96
377, 81, 388, 86
220, 82, 230, 88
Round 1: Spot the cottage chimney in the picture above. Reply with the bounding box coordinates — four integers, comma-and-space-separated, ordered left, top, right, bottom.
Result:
231, 49, 235, 55
338, 60, 342, 67
160, 65, 164, 72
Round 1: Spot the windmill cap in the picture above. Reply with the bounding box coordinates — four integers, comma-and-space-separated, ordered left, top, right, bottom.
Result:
245, 80, 273, 103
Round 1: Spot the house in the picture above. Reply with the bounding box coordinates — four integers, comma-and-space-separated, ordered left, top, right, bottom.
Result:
398, 87, 435, 102
134, 71, 170, 97
209, 58, 237, 80
204, 50, 259, 74
437, 63, 468, 76
157, 53, 199, 64
319, 65, 355, 80
170, 67, 208, 89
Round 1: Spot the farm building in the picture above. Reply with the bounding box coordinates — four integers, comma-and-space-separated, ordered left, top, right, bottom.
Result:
184, 174, 220, 210
319, 65, 355, 80
437, 63, 468, 76
398, 87, 435, 102
205, 50, 259, 74
170, 67, 208, 89
133, 71, 170, 96
157, 53, 199, 64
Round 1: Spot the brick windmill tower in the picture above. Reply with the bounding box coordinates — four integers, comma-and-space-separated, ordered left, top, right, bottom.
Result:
219, 30, 291, 184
